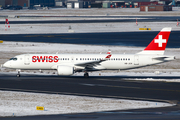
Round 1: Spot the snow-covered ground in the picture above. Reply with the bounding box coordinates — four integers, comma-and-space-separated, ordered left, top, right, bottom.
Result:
0, 8, 179, 34
0, 7, 180, 16
1, 22, 180, 34
0, 90, 174, 117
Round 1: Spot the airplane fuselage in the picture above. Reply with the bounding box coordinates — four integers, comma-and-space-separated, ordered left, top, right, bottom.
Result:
3, 54, 174, 71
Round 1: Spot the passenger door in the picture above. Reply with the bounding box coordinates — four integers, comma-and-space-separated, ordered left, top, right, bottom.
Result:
24, 55, 30, 65
134, 55, 139, 65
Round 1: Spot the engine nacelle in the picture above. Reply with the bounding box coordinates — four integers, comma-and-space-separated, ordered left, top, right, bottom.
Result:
57, 65, 74, 76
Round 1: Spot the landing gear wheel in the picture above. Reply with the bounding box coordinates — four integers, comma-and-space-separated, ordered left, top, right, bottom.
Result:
84, 72, 89, 78
16, 74, 20, 77
16, 70, 21, 77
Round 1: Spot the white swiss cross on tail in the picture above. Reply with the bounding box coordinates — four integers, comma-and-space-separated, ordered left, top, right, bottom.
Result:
154, 35, 166, 47
137, 27, 171, 55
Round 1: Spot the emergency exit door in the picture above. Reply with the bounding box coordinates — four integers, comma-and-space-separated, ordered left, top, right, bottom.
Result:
134, 55, 139, 65
24, 55, 30, 65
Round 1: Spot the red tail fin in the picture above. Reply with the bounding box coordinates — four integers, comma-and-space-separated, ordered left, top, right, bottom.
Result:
137, 27, 171, 55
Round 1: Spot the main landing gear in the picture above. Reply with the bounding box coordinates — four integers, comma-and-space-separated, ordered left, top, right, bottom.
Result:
16, 69, 21, 77
84, 72, 89, 78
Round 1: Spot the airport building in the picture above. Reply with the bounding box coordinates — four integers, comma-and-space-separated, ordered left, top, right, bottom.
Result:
2, 0, 55, 8
30, 0, 55, 7
140, 5, 172, 11
0, 0, 5, 7
1, 0, 29, 7
1, 0, 178, 8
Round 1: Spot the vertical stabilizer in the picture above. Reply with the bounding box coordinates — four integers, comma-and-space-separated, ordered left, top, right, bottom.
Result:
137, 27, 171, 55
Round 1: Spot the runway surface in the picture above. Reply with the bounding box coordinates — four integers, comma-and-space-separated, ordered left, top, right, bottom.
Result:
0, 73, 180, 120
1, 31, 180, 48
0, 16, 180, 24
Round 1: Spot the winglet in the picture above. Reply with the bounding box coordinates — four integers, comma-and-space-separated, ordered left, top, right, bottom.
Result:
105, 51, 112, 59
107, 51, 111, 54
106, 54, 111, 58
137, 27, 171, 55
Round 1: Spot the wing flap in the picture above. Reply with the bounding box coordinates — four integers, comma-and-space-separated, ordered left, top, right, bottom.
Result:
75, 53, 111, 69
75, 59, 105, 67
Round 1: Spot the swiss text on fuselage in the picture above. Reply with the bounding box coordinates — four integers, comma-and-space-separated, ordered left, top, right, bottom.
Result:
32, 56, 58, 62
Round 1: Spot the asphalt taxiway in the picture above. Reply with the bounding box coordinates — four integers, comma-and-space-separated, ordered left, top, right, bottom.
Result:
0, 74, 180, 120
0, 16, 180, 24
0, 31, 180, 48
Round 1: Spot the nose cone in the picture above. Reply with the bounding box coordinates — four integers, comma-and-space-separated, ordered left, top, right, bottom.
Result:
3, 62, 11, 68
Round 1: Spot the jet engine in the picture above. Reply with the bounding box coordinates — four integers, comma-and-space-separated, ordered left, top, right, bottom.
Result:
57, 65, 74, 76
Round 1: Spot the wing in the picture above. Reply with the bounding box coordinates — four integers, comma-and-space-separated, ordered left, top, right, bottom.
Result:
75, 59, 105, 68
75, 52, 112, 69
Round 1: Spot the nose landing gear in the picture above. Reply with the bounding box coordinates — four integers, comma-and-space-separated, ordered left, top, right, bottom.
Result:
16, 69, 21, 77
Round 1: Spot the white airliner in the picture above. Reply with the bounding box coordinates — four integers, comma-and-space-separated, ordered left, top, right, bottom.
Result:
2, 27, 175, 77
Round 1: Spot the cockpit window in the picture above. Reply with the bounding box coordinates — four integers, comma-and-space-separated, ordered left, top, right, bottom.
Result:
9, 58, 17, 61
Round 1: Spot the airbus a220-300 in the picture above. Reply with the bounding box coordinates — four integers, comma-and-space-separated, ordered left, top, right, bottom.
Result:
2, 27, 175, 77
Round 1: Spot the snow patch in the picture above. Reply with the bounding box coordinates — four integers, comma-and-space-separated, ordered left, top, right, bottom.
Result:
0, 90, 174, 117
